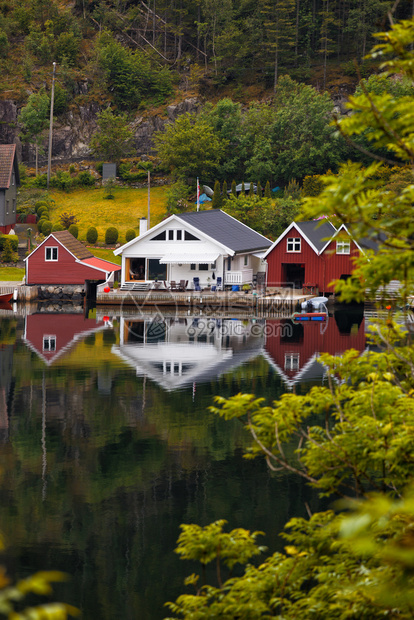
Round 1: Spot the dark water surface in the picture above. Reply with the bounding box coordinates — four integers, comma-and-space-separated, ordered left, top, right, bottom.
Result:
0, 305, 365, 619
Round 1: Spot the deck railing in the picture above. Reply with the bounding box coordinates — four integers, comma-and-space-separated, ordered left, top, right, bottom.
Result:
224, 269, 253, 285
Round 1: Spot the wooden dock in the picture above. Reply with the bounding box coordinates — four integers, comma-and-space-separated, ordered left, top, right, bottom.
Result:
96, 289, 310, 315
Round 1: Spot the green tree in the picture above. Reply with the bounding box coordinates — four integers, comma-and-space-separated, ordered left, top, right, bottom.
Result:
90, 108, 134, 164
165, 17, 414, 619
19, 91, 50, 176
154, 113, 225, 181
211, 180, 223, 208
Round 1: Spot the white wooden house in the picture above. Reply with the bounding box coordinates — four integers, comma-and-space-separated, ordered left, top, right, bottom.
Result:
114, 209, 271, 290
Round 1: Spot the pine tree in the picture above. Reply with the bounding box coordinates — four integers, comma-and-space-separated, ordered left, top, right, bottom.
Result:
249, 182, 254, 196
211, 180, 222, 208
260, 0, 296, 92
257, 181, 263, 197
231, 179, 237, 197
222, 180, 228, 199
264, 181, 271, 198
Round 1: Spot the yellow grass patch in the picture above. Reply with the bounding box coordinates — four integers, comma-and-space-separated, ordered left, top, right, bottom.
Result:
49, 186, 168, 244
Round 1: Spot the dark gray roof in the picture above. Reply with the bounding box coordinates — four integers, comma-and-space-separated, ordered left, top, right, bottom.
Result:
177, 209, 272, 253
296, 220, 337, 252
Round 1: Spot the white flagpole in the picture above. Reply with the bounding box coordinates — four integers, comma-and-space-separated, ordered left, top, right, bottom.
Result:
197, 177, 200, 212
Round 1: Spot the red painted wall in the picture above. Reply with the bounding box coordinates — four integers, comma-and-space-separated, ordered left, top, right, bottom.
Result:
26, 238, 107, 284
266, 231, 321, 287
322, 240, 359, 290
267, 233, 361, 293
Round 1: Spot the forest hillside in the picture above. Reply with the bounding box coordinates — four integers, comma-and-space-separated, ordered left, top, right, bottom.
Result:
0, 0, 412, 171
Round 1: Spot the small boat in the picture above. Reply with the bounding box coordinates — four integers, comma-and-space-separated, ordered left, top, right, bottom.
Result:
301, 296, 328, 312
0, 292, 13, 303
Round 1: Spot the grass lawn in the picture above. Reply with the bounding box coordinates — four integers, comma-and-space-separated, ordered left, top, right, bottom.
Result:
49, 186, 168, 243
0, 267, 25, 281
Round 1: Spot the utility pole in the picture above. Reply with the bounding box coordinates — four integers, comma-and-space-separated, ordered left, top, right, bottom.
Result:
147, 167, 151, 229
47, 62, 56, 190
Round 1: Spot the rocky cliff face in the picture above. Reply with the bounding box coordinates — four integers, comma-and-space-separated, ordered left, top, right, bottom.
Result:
0, 96, 201, 166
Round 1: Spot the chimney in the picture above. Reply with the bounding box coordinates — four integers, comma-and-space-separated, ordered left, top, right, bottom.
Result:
139, 217, 148, 236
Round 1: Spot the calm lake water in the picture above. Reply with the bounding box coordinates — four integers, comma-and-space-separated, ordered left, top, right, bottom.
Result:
0, 303, 365, 619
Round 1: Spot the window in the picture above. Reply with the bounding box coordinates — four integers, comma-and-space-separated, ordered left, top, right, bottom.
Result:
12, 199, 15, 213
6, 200, 9, 214
244, 255, 249, 266
184, 231, 200, 241
168, 230, 174, 240
45, 247, 58, 261
190, 264, 196, 270
285, 353, 299, 371
210, 261, 216, 269
336, 240, 351, 255
176, 230, 182, 240
199, 263, 209, 271
12, 171, 15, 186
151, 231, 166, 241
43, 336, 56, 352
287, 237, 301, 252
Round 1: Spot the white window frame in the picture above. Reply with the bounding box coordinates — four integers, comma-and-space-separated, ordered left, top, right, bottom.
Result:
336, 240, 351, 255
244, 255, 249, 266
287, 237, 301, 253
43, 335, 56, 352
285, 353, 300, 371
45, 246, 58, 261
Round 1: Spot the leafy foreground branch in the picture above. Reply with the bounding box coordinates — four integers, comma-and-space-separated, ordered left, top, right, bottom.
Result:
0, 568, 79, 619
165, 16, 414, 620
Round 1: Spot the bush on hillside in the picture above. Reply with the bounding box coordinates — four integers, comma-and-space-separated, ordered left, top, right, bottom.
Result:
86, 226, 98, 244
77, 171, 95, 187
41, 220, 53, 236
59, 212, 79, 229
0, 234, 18, 252
125, 229, 136, 243
33, 174, 48, 188
1, 239, 18, 263
36, 206, 49, 218
105, 227, 118, 245
52, 224, 64, 232
68, 224, 79, 238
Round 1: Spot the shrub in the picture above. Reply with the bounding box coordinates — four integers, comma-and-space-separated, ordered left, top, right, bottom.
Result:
125, 229, 136, 243
86, 226, 98, 244
41, 220, 53, 235
105, 227, 119, 245
33, 174, 48, 188
1, 239, 18, 263
50, 171, 74, 192
302, 174, 325, 197
77, 171, 95, 187
95, 162, 104, 175
35, 200, 50, 214
37, 206, 49, 218
68, 224, 79, 238
52, 224, 64, 232
0, 234, 18, 252
59, 212, 79, 229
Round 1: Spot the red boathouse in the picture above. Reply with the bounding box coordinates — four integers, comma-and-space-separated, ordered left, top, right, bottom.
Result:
264, 221, 365, 295
25, 230, 121, 285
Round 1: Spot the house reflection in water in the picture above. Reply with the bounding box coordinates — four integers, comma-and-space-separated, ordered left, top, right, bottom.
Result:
112, 315, 266, 390
0, 345, 13, 441
23, 312, 106, 365
264, 306, 366, 389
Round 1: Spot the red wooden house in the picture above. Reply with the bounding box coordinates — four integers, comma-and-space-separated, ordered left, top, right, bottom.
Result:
25, 230, 121, 285
264, 221, 367, 294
